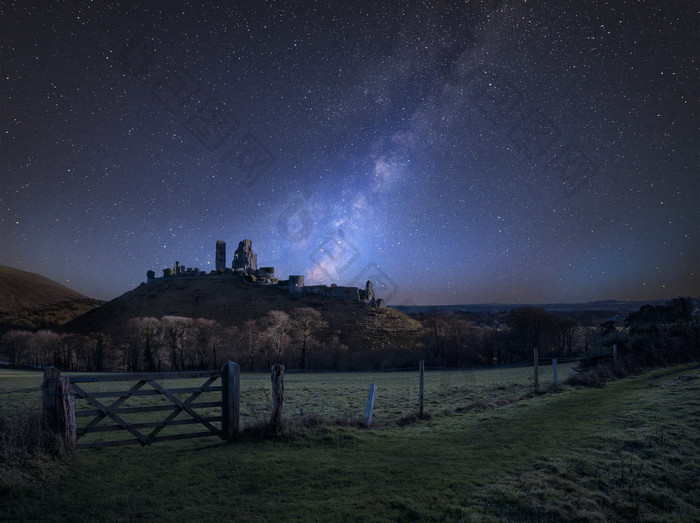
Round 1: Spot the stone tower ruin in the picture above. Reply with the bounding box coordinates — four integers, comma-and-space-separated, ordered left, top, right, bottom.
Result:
215, 241, 226, 272
289, 275, 304, 297
232, 239, 257, 272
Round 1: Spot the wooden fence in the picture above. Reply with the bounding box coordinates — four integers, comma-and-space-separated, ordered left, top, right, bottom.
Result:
40, 353, 615, 449
42, 361, 240, 449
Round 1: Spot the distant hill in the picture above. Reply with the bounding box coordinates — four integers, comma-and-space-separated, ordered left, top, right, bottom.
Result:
62, 277, 423, 354
0, 266, 104, 333
393, 299, 671, 316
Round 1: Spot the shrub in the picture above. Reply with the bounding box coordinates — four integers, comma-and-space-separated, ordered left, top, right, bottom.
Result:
0, 408, 64, 465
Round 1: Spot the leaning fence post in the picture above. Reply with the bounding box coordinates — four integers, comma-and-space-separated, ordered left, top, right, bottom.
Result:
552, 358, 558, 385
221, 361, 240, 439
418, 360, 425, 416
42, 367, 76, 449
533, 348, 539, 389
270, 364, 285, 436
364, 384, 377, 428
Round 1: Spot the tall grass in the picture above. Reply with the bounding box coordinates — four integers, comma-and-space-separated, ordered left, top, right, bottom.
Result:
0, 408, 64, 462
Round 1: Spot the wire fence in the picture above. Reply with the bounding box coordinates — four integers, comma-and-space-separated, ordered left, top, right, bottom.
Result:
1, 360, 581, 434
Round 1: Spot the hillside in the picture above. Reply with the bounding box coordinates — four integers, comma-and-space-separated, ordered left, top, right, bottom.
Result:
62, 276, 423, 354
0, 266, 103, 333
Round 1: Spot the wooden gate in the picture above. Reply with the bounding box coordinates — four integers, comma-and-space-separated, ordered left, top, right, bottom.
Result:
42, 362, 240, 449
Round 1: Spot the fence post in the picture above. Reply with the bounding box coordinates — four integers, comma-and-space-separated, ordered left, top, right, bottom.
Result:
533, 348, 539, 389
419, 360, 425, 416
221, 361, 240, 440
42, 367, 76, 449
270, 364, 284, 436
613, 344, 618, 366
364, 384, 377, 428
552, 358, 558, 385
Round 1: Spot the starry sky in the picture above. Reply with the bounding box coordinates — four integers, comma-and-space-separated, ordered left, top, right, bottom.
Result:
1, 1, 698, 305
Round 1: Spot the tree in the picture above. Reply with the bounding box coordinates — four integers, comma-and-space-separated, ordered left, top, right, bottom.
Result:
1, 330, 32, 367
625, 304, 678, 331
209, 325, 234, 368
599, 320, 616, 336
191, 318, 218, 369
126, 317, 161, 371
240, 319, 263, 370
552, 316, 578, 357
420, 310, 451, 365
264, 311, 292, 364
291, 308, 327, 370
71, 334, 97, 370
506, 307, 555, 359
322, 332, 348, 370
57, 333, 84, 370
33, 330, 62, 368
427, 307, 446, 363
91, 333, 113, 371
161, 316, 193, 370
670, 297, 695, 323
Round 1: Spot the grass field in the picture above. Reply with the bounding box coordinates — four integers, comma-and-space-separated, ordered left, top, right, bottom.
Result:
1, 363, 575, 442
1, 363, 699, 521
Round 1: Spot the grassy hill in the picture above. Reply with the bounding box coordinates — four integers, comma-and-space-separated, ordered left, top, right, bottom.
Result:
1, 364, 698, 520
0, 266, 103, 334
62, 276, 423, 355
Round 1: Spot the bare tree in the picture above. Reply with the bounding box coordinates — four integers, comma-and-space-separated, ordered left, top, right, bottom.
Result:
71, 334, 97, 371
291, 307, 327, 370
552, 316, 578, 357
264, 310, 292, 364
191, 318, 218, 369
56, 333, 88, 371
427, 307, 444, 363
33, 330, 61, 368
506, 307, 555, 359
125, 317, 161, 371
1, 330, 32, 367
323, 332, 348, 370
240, 319, 263, 370
161, 316, 193, 371
209, 325, 235, 368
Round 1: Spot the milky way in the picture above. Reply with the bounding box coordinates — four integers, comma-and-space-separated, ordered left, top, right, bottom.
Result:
1, 1, 698, 304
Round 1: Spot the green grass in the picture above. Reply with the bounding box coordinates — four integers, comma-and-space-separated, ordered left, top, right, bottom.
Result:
2, 364, 699, 521
0, 363, 576, 433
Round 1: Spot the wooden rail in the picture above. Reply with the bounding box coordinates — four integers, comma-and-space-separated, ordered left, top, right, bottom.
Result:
42, 362, 240, 449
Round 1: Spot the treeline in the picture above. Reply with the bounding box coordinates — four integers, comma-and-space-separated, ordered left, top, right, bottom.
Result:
416, 298, 698, 367
1, 299, 697, 372
0, 308, 341, 372
600, 298, 700, 366
417, 306, 582, 367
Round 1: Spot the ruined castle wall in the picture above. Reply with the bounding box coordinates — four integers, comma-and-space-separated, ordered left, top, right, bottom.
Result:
327, 286, 361, 301
301, 285, 360, 301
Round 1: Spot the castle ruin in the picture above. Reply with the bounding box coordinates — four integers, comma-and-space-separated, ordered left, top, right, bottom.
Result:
147, 239, 384, 307
232, 239, 257, 272
288, 276, 384, 307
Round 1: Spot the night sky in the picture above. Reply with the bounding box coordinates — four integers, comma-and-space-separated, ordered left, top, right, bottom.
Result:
1, 1, 698, 305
